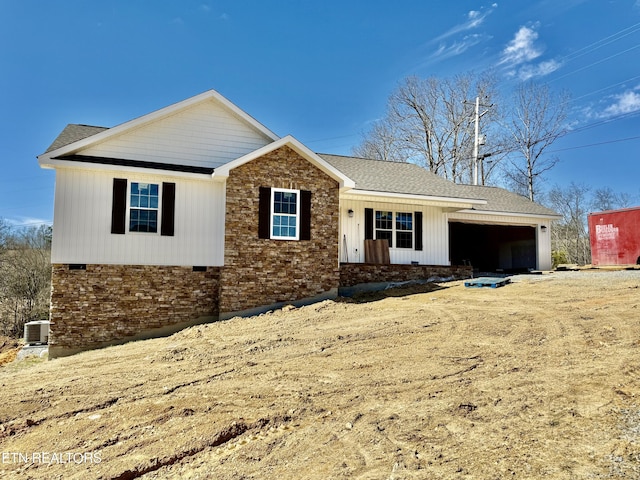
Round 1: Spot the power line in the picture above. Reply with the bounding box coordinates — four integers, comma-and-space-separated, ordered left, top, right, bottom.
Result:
550, 135, 640, 153
564, 74, 640, 105
559, 21, 640, 64
568, 109, 640, 135
550, 43, 640, 83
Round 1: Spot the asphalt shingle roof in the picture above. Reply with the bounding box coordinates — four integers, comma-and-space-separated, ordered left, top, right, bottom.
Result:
319, 153, 485, 201
320, 153, 558, 217
454, 184, 558, 216
45, 124, 108, 153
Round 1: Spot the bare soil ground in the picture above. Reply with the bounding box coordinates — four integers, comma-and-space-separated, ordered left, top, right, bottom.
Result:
1, 270, 640, 479
0, 336, 20, 367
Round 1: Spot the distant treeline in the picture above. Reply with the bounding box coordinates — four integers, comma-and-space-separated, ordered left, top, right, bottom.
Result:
0, 219, 51, 338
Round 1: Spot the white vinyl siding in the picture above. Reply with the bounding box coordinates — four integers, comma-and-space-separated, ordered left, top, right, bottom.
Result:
80, 99, 272, 170
51, 168, 225, 266
340, 199, 448, 265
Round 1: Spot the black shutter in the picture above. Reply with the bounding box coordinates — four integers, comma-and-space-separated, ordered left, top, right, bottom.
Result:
161, 182, 176, 236
364, 208, 374, 240
258, 187, 271, 239
300, 190, 312, 240
414, 211, 423, 251
111, 178, 127, 234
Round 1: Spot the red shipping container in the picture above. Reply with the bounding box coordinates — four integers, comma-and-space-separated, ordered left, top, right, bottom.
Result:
588, 206, 640, 266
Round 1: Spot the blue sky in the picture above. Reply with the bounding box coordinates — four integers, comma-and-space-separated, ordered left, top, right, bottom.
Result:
2, 0, 640, 226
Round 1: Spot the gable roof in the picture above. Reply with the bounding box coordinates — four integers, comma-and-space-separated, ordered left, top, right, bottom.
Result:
214, 136, 355, 190
320, 154, 558, 218
39, 89, 279, 166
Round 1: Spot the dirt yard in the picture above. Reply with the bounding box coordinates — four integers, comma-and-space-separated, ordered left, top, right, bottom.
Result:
1, 270, 640, 479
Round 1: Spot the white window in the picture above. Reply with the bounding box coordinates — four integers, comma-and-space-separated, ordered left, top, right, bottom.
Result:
129, 182, 159, 233
375, 210, 413, 249
395, 212, 413, 249
271, 188, 300, 240
375, 211, 393, 247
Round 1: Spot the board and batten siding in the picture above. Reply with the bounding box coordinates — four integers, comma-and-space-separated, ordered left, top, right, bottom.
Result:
80, 99, 272, 170
447, 211, 553, 271
339, 199, 450, 265
51, 168, 225, 266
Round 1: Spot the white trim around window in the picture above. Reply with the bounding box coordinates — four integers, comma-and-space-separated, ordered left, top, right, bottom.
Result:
128, 181, 162, 234
375, 210, 413, 249
270, 188, 300, 240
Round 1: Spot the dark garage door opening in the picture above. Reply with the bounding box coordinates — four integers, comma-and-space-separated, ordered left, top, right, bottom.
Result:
449, 222, 537, 273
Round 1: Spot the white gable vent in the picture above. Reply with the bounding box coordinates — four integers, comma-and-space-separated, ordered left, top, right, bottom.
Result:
24, 321, 50, 345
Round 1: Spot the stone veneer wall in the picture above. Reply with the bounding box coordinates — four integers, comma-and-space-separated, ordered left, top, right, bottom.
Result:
340, 263, 473, 287
49, 264, 220, 357
219, 145, 340, 315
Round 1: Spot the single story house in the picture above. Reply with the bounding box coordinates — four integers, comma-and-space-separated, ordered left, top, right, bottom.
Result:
38, 90, 559, 358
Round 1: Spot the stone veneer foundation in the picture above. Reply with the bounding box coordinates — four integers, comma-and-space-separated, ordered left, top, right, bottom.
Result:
219, 145, 340, 317
49, 264, 220, 358
339, 263, 473, 287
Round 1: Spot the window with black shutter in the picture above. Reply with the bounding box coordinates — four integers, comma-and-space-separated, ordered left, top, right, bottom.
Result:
110, 178, 176, 236
258, 187, 311, 241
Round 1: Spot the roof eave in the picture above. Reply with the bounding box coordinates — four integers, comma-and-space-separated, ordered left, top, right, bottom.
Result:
37, 157, 213, 180
341, 189, 487, 207
455, 208, 562, 220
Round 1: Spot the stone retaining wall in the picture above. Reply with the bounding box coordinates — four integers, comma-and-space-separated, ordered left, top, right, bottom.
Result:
339, 263, 472, 287
49, 264, 220, 358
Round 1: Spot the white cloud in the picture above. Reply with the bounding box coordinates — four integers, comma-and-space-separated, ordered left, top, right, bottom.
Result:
497, 23, 561, 80
220, 13, 230, 21
432, 34, 486, 60
421, 3, 496, 65
602, 88, 640, 117
199, 4, 211, 13
5, 217, 52, 228
516, 59, 562, 80
430, 4, 496, 44
500, 25, 542, 65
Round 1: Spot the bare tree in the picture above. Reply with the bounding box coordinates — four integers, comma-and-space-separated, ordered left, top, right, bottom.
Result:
354, 72, 501, 183
502, 82, 570, 201
0, 218, 9, 252
352, 117, 404, 162
0, 223, 52, 337
546, 183, 591, 265
591, 187, 634, 211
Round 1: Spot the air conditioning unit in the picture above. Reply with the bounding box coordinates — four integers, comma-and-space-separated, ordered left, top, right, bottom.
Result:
24, 321, 50, 345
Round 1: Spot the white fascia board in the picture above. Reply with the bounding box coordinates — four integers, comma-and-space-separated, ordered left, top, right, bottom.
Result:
212, 135, 356, 190
453, 209, 562, 220
342, 189, 487, 207
38, 89, 280, 162
41, 158, 213, 180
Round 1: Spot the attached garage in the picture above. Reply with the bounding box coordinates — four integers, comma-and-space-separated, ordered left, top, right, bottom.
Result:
447, 185, 560, 272
449, 221, 537, 273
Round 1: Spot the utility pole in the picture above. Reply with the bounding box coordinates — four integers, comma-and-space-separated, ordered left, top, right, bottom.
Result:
467, 96, 493, 185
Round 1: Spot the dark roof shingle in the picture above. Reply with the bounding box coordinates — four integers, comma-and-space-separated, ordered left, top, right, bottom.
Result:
320, 153, 558, 217
45, 124, 108, 153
